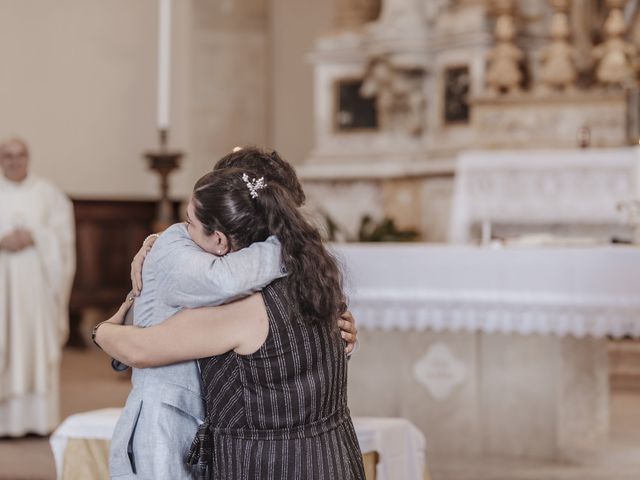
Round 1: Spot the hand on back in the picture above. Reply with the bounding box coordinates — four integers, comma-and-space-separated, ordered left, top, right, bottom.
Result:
131, 234, 160, 296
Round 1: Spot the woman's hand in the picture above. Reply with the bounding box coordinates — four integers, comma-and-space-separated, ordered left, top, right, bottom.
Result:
131, 234, 159, 296
338, 311, 358, 355
93, 294, 134, 350
106, 295, 134, 325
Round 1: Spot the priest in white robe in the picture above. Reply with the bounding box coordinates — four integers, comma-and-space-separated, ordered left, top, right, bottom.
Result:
0, 137, 75, 436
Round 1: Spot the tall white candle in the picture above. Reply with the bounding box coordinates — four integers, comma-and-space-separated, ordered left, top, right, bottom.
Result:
157, 0, 172, 130
635, 143, 640, 201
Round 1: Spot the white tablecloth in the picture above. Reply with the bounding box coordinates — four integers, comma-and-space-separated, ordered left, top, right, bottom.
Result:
50, 409, 426, 480
49, 409, 119, 480
333, 243, 640, 338
449, 148, 635, 243
353, 417, 426, 480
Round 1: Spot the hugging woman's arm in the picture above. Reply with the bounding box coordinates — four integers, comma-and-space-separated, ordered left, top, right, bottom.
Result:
96, 294, 268, 368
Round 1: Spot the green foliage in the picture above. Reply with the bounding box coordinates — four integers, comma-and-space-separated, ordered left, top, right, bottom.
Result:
357, 215, 419, 242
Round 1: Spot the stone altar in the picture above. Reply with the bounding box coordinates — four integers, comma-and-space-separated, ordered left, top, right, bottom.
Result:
448, 148, 635, 243
299, 0, 640, 242
335, 242, 640, 461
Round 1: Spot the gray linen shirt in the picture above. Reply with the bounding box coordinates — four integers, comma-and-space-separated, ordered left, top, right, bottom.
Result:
109, 223, 284, 479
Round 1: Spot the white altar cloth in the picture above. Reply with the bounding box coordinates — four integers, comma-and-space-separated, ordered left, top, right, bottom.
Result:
50, 409, 426, 480
49, 408, 120, 480
333, 243, 640, 338
353, 417, 426, 480
449, 148, 635, 243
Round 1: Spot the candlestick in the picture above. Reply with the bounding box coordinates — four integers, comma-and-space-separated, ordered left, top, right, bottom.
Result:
144, 128, 182, 231
635, 142, 640, 202
157, 0, 172, 130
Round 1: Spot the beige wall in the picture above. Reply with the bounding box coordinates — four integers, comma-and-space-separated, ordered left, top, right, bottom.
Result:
0, 0, 195, 199
268, 0, 334, 165
0, 0, 330, 198
189, 0, 269, 177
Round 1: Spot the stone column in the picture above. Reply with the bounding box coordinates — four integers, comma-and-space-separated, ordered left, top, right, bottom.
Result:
335, 0, 381, 30
485, 0, 525, 95
593, 0, 636, 87
538, 0, 577, 92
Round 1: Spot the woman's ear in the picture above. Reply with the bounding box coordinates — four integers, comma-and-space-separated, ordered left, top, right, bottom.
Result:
213, 231, 230, 256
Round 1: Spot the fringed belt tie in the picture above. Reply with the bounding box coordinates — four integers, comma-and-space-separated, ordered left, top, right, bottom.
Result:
186, 416, 214, 479
187, 409, 349, 480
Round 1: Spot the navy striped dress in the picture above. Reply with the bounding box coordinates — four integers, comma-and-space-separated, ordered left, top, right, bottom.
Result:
188, 279, 365, 479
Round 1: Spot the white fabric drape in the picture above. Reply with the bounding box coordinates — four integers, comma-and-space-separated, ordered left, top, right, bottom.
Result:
449, 148, 635, 243
0, 175, 75, 436
334, 242, 640, 338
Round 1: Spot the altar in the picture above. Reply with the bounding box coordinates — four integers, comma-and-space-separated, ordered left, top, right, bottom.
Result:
335, 243, 640, 462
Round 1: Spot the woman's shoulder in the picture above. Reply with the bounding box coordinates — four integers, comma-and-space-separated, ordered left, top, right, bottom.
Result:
149, 223, 197, 264
153, 223, 199, 252
159, 222, 188, 240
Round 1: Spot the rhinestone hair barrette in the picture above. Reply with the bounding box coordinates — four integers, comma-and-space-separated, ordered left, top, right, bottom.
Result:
242, 173, 267, 199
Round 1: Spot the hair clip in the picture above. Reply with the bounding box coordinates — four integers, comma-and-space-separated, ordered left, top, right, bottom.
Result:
242, 173, 267, 199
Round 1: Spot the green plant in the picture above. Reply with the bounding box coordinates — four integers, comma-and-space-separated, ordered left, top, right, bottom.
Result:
357, 215, 419, 242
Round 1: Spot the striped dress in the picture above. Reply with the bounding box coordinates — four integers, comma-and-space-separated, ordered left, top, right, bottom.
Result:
188, 279, 365, 480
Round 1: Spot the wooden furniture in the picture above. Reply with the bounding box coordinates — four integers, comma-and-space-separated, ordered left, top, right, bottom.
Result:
68, 199, 181, 347
362, 451, 379, 480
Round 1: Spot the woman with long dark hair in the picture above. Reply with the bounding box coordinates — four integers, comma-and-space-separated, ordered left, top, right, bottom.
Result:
95, 160, 365, 479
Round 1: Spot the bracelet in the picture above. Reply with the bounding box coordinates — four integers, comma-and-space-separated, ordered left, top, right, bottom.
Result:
91, 321, 109, 349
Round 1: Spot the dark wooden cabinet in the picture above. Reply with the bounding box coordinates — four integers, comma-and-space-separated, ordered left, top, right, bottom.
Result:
68, 199, 181, 346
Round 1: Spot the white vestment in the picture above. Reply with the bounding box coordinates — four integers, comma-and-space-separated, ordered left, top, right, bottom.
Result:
0, 175, 75, 436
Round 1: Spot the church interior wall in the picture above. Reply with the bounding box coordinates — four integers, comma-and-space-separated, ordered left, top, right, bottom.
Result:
0, 0, 330, 202
267, 0, 335, 165
188, 0, 269, 179
0, 0, 194, 199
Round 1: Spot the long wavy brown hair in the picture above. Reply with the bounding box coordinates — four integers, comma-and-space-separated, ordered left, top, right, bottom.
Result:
193, 151, 345, 326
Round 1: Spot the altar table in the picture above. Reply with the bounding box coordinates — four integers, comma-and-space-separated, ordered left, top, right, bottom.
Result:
333, 243, 640, 461
50, 409, 427, 480
448, 148, 635, 244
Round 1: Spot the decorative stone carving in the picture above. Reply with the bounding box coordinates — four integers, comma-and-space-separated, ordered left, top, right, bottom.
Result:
471, 92, 628, 149
360, 56, 426, 136
486, 0, 525, 95
571, 0, 607, 74
424, 0, 453, 24
378, 0, 425, 27
303, 0, 640, 251
538, 0, 577, 92
413, 343, 466, 400
593, 0, 636, 88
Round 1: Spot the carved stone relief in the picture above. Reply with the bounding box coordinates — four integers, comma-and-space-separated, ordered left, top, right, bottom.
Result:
360, 56, 427, 135
486, 1, 525, 95
539, 0, 578, 91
